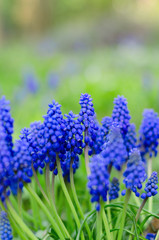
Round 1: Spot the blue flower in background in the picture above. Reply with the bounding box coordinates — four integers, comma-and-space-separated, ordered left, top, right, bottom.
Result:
139, 109, 159, 158
101, 124, 128, 171
61, 111, 84, 180
124, 123, 137, 154
47, 72, 60, 89
122, 148, 147, 197
141, 172, 158, 199
0, 211, 13, 240
23, 72, 39, 94
145, 233, 156, 240
109, 178, 120, 201
87, 154, 109, 211
0, 96, 14, 153
112, 95, 131, 136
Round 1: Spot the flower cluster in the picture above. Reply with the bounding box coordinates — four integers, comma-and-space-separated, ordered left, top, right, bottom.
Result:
112, 95, 131, 136
124, 123, 137, 154
0, 211, 13, 240
61, 111, 84, 180
101, 124, 128, 171
139, 109, 159, 157
109, 178, 120, 201
122, 148, 147, 197
141, 172, 158, 199
87, 155, 109, 211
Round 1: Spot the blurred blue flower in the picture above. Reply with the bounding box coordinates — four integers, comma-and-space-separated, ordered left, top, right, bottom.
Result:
47, 72, 60, 89
23, 72, 39, 94
145, 233, 156, 240
124, 123, 137, 154
122, 148, 147, 197
109, 178, 120, 201
139, 109, 159, 157
141, 172, 158, 199
87, 154, 109, 211
0, 211, 13, 240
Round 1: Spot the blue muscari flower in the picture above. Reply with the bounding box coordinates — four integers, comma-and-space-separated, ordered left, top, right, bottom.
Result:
0, 124, 13, 201
87, 154, 109, 211
141, 172, 158, 199
139, 109, 159, 158
0, 96, 14, 153
12, 139, 33, 191
112, 95, 131, 136
20, 121, 47, 173
61, 111, 84, 180
101, 124, 128, 171
145, 233, 156, 240
43, 100, 66, 173
0, 211, 13, 240
109, 178, 120, 201
124, 123, 137, 153
122, 148, 147, 197
101, 117, 112, 135
79, 93, 99, 156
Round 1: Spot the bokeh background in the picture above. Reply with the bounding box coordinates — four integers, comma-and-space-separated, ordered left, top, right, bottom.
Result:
1, 0, 159, 139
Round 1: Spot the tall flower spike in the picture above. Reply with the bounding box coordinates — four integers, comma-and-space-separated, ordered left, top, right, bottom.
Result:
124, 123, 137, 154
122, 148, 147, 197
112, 95, 131, 136
87, 155, 109, 211
61, 111, 84, 180
12, 139, 33, 192
0, 124, 13, 201
139, 109, 159, 157
0, 96, 14, 153
109, 178, 120, 201
43, 100, 66, 173
20, 121, 47, 173
101, 124, 128, 171
141, 172, 158, 199
0, 211, 13, 240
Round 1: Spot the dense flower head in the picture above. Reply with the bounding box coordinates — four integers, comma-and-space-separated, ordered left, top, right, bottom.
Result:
101, 124, 128, 171
139, 109, 159, 157
78, 93, 95, 128
87, 154, 109, 211
122, 148, 147, 196
43, 100, 66, 172
0, 96, 14, 153
0, 124, 13, 201
101, 116, 112, 135
12, 139, 33, 191
145, 233, 156, 240
141, 172, 158, 199
20, 121, 47, 173
61, 111, 84, 179
112, 95, 131, 136
124, 123, 137, 154
0, 211, 13, 240
109, 178, 120, 201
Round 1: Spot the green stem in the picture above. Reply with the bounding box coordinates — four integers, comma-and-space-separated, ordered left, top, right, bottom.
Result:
6, 199, 38, 240
17, 187, 22, 217
25, 184, 65, 240
32, 165, 50, 205
51, 173, 55, 204
114, 211, 122, 240
101, 202, 112, 240
31, 180, 39, 230
70, 162, 91, 238
96, 207, 102, 240
148, 158, 152, 213
118, 189, 131, 240
106, 193, 113, 237
8, 212, 28, 240
56, 156, 85, 240
128, 197, 148, 240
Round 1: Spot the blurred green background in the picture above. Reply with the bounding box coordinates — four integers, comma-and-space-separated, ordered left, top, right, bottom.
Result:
1, 0, 159, 139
